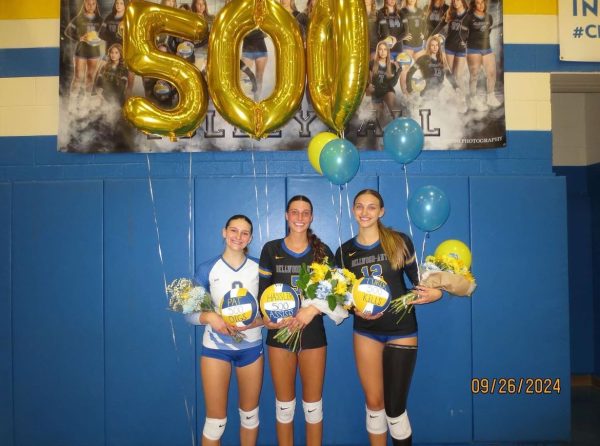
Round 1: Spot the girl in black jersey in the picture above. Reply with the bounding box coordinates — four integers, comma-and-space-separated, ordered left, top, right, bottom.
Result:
259, 195, 333, 446
465, 0, 501, 109
377, 0, 406, 58
191, 0, 214, 72
64, 0, 103, 103
335, 190, 442, 446
425, 0, 449, 38
441, 0, 469, 94
94, 43, 129, 105
99, 0, 126, 50
397, 0, 426, 95
368, 41, 401, 122
364, 0, 380, 57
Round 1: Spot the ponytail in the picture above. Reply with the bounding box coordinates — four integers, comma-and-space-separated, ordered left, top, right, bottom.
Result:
307, 228, 327, 263
377, 221, 411, 270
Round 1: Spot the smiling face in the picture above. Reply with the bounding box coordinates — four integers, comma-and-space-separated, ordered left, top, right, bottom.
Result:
194, 0, 206, 14
286, 200, 313, 235
222, 218, 253, 253
353, 192, 384, 230
377, 43, 389, 60
473, 0, 485, 12
108, 45, 121, 62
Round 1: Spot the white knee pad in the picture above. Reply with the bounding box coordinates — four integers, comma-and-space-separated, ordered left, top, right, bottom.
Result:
366, 407, 387, 435
239, 406, 259, 429
275, 398, 296, 424
387, 410, 412, 440
302, 399, 323, 424
203, 417, 227, 441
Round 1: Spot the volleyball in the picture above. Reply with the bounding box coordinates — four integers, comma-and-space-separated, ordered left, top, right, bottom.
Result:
410, 70, 427, 93
352, 277, 391, 315
220, 287, 258, 327
260, 283, 300, 323
176, 41, 194, 59
396, 52, 413, 67
153, 80, 171, 96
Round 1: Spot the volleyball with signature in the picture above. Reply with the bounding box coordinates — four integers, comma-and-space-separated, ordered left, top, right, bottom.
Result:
352, 277, 391, 315
260, 283, 300, 323
220, 287, 258, 327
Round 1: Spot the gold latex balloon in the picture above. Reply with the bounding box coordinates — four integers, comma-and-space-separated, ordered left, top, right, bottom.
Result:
123, 1, 208, 138
307, 0, 369, 133
207, 0, 305, 139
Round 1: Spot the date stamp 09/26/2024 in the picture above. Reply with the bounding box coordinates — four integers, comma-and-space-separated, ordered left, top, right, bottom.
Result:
471, 378, 561, 395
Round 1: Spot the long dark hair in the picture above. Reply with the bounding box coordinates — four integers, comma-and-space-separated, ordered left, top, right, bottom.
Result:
286, 195, 327, 263
353, 189, 411, 270
225, 214, 253, 254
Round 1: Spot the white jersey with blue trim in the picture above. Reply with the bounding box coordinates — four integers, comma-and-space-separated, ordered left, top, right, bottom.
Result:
189, 255, 262, 350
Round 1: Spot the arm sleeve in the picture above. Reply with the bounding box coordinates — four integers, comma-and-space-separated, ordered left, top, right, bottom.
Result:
390, 63, 401, 85
258, 244, 273, 302
193, 261, 211, 289
377, 10, 389, 41
64, 19, 79, 41
401, 233, 419, 286
184, 312, 203, 325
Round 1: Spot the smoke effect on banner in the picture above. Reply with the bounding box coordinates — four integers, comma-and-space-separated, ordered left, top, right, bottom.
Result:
58, 0, 506, 153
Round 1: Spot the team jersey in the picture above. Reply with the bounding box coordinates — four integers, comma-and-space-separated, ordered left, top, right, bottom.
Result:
443, 10, 468, 53
99, 12, 124, 48
64, 13, 103, 59
243, 30, 268, 53
259, 239, 334, 348
95, 62, 129, 105
426, 3, 450, 37
407, 54, 457, 95
335, 234, 418, 336
400, 7, 425, 48
188, 255, 262, 351
366, 11, 379, 53
369, 60, 400, 98
464, 12, 493, 50
377, 8, 406, 54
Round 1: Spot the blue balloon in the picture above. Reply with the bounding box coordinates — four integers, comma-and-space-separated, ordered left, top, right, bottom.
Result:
408, 185, 450, 232
383, 118, 424, 164
319, 138, 360, 185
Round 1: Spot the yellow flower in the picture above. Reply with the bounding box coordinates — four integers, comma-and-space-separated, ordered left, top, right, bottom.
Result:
311, 263, 328, 282
464, 271, 475, 283
334, 280, 347, 295
342, 268, 356, 283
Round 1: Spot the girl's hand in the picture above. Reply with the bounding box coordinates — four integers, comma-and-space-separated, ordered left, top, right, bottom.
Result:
262, 315, 288, 330
234, 316, 264, 332
203, 312, 232, 335
411, 286, 443, 305
289, 306, 320, 330
353, 309, 383, 320
405, 33, 413, 41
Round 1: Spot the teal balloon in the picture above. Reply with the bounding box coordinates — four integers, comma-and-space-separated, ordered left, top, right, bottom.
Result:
383, 117, 424, 164
319, 138, 360, 185
408, 185, 450, 232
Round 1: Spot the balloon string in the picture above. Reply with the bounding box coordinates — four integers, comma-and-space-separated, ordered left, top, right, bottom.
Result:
264, 156, 270, 240
420, 232, 429, 283
344, 182, 354, 238
403, 163, 421, 280
145, 154, 196, 446
250, 142, 264, 244
188, 152, 193, 278
330, 182, 343, 267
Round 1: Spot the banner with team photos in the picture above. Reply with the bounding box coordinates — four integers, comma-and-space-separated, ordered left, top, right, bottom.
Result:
58, 0, 506, 153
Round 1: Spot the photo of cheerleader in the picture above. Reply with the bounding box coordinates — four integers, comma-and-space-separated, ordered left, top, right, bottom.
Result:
191, 0, 214, 72
93, 43, 129, 105
464, 0, 502, 109
64, 0, 103, 108
368, 41, 401, 123
259, 195, 333, 446
99, 0, 127, 50
335, 189, 443, 446
424, 0, 449, 38
185, 215, 264, 446
440, 0, 469, 94
377, 0, 406, 58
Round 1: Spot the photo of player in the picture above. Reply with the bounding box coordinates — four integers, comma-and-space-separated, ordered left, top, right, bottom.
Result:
368, 41, 401, 124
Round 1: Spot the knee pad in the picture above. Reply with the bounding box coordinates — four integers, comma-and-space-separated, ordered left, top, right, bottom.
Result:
302, 399, 323, 424
275, 398, 296, 424
387, 410, 412, 440
239, 406, 259, 429
203, 417, 227, 441
366, 406, 388, 435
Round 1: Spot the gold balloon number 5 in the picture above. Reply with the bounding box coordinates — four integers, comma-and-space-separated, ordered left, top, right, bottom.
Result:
123, 1, 209, 139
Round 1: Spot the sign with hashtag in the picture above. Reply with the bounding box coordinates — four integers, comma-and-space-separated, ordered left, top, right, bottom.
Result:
559, 0, 600, 61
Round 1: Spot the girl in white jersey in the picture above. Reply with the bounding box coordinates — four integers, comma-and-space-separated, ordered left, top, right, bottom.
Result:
186, 215, 263, 446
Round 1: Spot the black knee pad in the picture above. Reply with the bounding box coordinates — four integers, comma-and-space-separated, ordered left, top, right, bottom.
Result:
382, 344, 417, 417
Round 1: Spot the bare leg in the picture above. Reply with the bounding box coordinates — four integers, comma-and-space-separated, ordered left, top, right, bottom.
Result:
269, 346, 298, 446
85, 59, 100, 93
236, 355, 264, 446
253, 56, 268, 99
298, 347, 326, 446
201, 356, 232, 446
71, 57, 87, 96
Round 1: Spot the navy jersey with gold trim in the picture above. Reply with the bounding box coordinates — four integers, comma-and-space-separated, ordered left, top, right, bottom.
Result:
335, 233, 419, 335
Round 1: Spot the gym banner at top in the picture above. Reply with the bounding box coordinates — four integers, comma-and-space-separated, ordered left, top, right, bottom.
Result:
58, 0, 506, 153
559, 0, 600, 62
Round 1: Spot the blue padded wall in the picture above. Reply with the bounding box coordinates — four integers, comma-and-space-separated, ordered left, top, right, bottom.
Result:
0, 184, 12, 446
380, 176, 473, 443
12, 181, 105, 446
104, 179, 197, 446
470, 176, 570, 441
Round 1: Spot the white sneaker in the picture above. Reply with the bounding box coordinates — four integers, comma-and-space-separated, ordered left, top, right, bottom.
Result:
469, 96, 488, 112
487, 93, 502, 108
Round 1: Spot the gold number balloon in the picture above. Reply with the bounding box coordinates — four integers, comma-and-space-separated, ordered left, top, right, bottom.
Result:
207, 0, 305, 139
307, 0, 369, 134
123, 1, 208, 139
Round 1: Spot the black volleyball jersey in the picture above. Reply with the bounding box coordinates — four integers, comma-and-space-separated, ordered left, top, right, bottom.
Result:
464, 12, 493, 50
426, 3, 450, 37
99, 12, 124, 47
444, 11, 468, 52
258, 238, 334, 298
377, 8, 405, 54
400, 7, 425, 47
335, 235, 418, 335
369, 60, 400, 97
243, 29, 268, 53
408, 54, 457, 94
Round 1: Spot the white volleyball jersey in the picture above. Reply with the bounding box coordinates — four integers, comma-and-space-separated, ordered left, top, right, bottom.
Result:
191, 255, 262, 350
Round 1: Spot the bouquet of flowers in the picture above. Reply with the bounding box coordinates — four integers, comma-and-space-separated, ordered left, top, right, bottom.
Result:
167, 278, 245, 342
274, 259, 356, 351
390, 254, 477, 320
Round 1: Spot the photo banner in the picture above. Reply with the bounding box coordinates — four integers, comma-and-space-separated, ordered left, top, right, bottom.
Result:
58, 0, 506, 153
559, 0, 600, 62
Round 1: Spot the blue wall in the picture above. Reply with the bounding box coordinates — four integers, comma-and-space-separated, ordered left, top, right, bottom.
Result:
0, 129, 572, 445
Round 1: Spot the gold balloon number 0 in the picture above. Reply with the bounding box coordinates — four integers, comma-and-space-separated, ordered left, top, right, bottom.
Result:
124, 0, 368, 139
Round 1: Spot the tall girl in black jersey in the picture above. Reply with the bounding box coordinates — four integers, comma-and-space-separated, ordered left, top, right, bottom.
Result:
398, 0, 426, 95
464, 0, 501, 109
377, 0, 406, 58
425, 0, 449, 38
99, 0, 126, 50
368, 41, 401, 122
364, 0, 379, 57
64, 0, 103, 101
335, 190, 442, 446
259, 196, 333, 446
441, 0, 469, 94
94, 43, 129, 105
